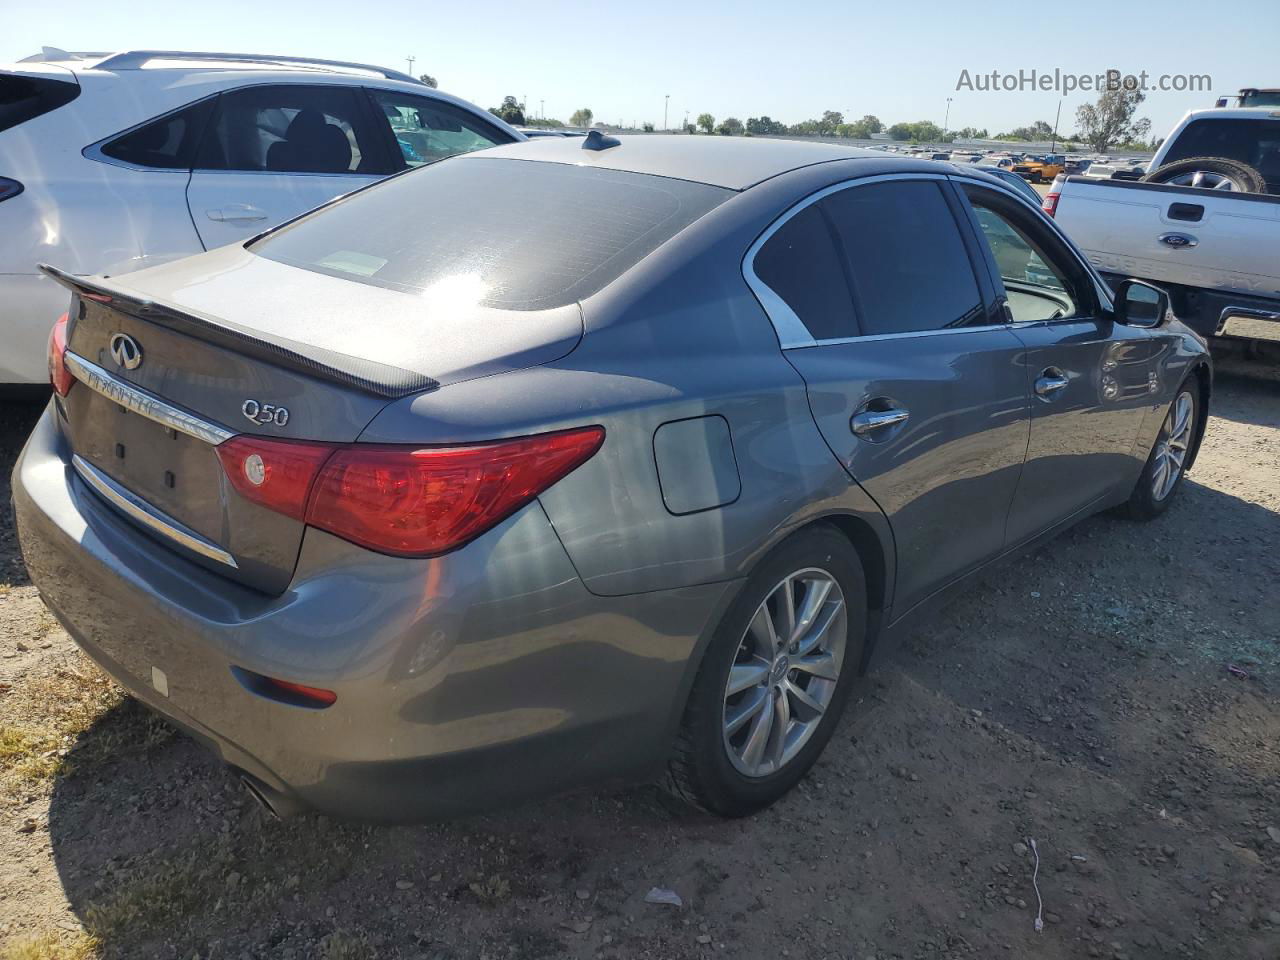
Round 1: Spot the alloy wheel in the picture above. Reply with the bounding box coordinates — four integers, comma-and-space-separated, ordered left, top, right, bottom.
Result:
1164, 170, 1242, 191
1152, 391, 1194, 501
722, 568, 847, 778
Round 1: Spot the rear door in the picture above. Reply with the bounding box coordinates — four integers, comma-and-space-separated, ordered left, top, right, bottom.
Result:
957, 182, 1157, 544
185, 83, 392, 250
749, 174, 1031, 613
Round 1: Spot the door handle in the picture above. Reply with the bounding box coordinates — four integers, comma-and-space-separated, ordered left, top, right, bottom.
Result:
851, 407, 910, 436
1034, 369, 1070, 398
206, 204, 268, 223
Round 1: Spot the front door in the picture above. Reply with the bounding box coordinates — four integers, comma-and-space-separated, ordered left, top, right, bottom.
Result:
748, 176, 1032, 613
185, 83, 389, 249
957, 183, 1158, 545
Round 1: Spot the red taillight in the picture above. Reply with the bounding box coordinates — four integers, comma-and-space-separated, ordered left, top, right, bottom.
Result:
215, 435, 336, 521
306, 426, 605, 557
1042, 191, 1060, 217
48, 312, 73, 396
214, 426, 604, 557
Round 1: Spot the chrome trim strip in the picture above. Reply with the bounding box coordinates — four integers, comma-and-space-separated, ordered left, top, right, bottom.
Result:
64, 352, 235, 445
71, 455, 239, 569
797, 323, 1012, 348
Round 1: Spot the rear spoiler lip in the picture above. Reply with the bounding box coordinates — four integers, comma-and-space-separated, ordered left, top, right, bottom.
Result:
39, 263, 438, 400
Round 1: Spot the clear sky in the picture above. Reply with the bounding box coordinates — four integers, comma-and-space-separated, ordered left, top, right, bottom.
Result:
8, 0, 1278, 139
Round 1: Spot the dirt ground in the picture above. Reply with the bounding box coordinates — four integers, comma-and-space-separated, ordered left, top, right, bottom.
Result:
0, 351, 1277, 960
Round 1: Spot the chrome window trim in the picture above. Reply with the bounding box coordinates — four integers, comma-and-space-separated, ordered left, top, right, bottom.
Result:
64, 352, 235, 445
743, 172, 994, 349
72, 455, 240, 569
786, 322, 1013, 349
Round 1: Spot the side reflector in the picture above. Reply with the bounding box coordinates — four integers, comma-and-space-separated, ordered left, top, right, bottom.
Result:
48, 313, 73, 396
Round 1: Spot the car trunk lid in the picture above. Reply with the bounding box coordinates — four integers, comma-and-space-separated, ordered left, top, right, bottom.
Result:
44, 253, 582, 595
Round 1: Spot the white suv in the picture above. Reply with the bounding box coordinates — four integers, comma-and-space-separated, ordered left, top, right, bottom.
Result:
0, 49, 523, 385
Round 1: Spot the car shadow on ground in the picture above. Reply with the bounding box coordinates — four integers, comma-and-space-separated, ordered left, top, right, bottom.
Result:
39, 470, 1280, 960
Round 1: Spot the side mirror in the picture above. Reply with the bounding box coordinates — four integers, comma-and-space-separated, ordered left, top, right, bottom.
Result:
1114, 278, 1170, 328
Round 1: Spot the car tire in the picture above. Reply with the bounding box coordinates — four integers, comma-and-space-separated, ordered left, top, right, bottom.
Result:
1142, 157, 1267, 193
1123, 383, 1199, 521
666, 525, 866, 817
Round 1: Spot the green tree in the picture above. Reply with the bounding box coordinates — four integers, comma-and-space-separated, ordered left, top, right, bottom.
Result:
1075, 88, 1151, 153
489, 95, 525, 126
570, 108, 594, 128
717, 117, 744, 136
696, 112, 715, 134
888, 120, 945, 142
418, 73, 438, 89
642, 122, 655, 132
838, 114, 884, 139
818, 110, 844, 135
746, 116, 786, 135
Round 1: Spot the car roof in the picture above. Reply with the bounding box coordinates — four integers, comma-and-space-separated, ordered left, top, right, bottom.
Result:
1186, 106, 1280, 122
466, 135, 888, 190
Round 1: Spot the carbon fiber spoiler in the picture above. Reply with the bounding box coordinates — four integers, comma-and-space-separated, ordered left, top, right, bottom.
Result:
39, 264, 438, 399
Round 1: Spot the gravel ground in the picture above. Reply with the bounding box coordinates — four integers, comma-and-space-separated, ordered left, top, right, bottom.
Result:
0, 351, 1277, 960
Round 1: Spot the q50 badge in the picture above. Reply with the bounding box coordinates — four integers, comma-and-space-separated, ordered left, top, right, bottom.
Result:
242, 399, 290, 427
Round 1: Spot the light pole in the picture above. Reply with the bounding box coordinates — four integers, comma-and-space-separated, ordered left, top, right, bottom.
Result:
664, 94, 670, 132
1051, 98, 1063, 152
406, 55, 415, 77
540, 99, 544, 121
944, 97, 953, 136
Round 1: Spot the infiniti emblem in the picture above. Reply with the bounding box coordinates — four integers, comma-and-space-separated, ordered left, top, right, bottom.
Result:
1158, 233, 1198, 249
108, 333, 143, 370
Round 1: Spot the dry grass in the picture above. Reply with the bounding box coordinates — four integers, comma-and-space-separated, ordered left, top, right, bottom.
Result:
0, 654, 168, 799
0, 931, 99, 960
320, 932, 376, 960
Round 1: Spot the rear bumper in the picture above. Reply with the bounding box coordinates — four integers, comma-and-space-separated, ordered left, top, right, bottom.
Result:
13, 404, 734, 820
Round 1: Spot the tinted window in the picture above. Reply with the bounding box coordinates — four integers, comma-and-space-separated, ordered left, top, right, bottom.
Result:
0, 74, 80, 133
370, 91, 509, 167
100, 98, 215, 169
1161, 118, 1280, 190
251, 157, 729, 309
823, 181, 982, 335
196, 85, 385, 174
753, 203, 857, 340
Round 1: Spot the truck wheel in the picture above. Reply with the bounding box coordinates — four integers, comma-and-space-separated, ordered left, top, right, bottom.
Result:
1142, 157, 1266, 193
666, 526, 866, 817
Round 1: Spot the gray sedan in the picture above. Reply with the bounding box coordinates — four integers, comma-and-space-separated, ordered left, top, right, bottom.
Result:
15, 135, 1210, 821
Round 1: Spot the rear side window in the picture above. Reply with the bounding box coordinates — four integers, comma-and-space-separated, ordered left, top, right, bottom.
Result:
99, 99, 215, 169
822, 181, 983, 335
752, 203, 857, 340
251, 157, 729, 309
0, 74, 80, 133
369, 90, 510, 168
196, 84, 386, 174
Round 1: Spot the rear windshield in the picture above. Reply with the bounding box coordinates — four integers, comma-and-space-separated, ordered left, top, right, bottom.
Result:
1163, 118, 1280, 191
250, 157, 730, 309
0, 74, 80, 133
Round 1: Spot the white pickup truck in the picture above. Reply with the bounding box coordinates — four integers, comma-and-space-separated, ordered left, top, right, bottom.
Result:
1045, 105, 1280, 349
